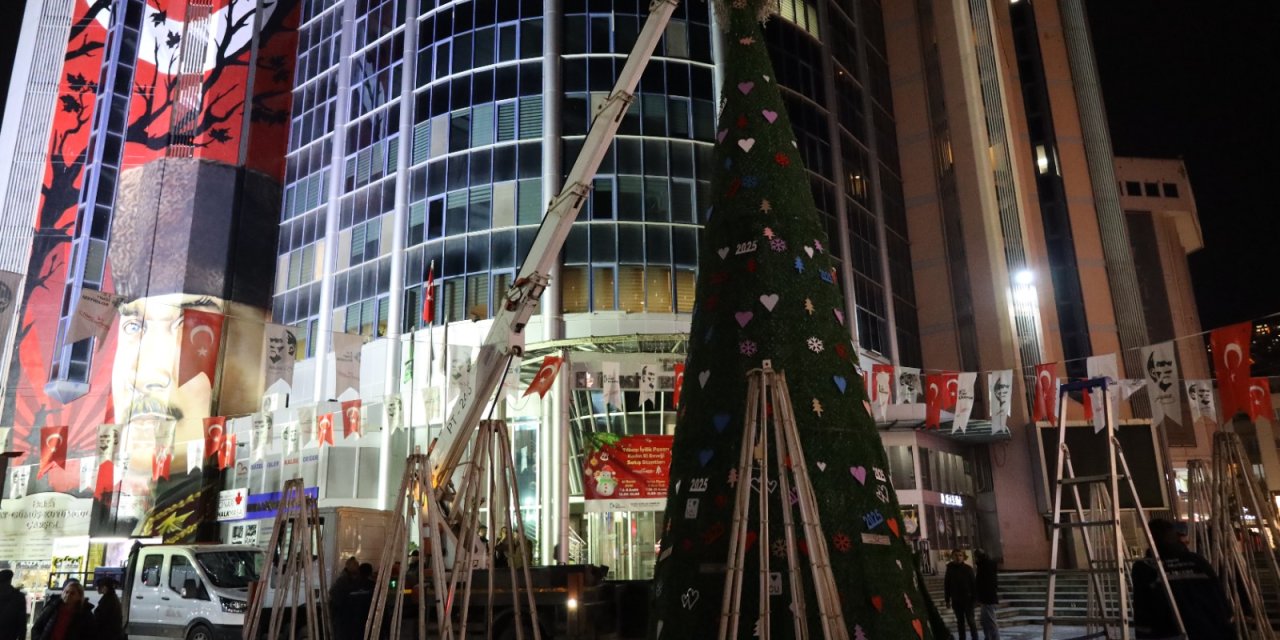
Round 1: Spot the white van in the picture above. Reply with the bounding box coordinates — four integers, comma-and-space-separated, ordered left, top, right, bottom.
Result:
119, 544, 263, 640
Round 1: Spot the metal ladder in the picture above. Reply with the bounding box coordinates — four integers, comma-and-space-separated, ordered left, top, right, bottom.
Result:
718, 361, 847, 640
1043, 377, 1184, 640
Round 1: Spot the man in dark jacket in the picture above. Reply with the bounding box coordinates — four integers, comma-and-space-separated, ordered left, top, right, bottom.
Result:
1133, 518, 1233, 639
974, 549, 1000, 639
944, 550, 979, 640
0, 570, 28, 640
93, 578, 125, 640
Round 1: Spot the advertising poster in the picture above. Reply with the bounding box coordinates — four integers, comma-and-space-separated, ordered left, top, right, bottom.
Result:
582, 434, 673, 512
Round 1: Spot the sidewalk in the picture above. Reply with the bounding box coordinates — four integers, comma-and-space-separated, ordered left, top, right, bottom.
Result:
996, 626, 1092, 640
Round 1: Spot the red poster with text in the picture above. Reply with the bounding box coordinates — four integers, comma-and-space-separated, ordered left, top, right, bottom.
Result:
582, 434, 673, 512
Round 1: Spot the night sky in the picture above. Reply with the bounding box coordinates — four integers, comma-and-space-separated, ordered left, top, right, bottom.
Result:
1087, 1, 1280, 330
0, 2, 1275, 330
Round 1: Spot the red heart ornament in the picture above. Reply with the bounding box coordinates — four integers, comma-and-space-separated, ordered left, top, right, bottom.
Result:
888, 518, 900, 537
871, 595, 883, 611
744, 531, 758, 551
912, 619, 924, 638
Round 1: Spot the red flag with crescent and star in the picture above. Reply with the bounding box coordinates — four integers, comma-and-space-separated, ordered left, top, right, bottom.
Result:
924, 374, 944, 429
341, 399, 363, 438
179, 308, 226, 386
153, 446, 173, 481
942, 372, 959, 410
94, 461, 114, 500
38, 425, 69, 479
1211, 322, 1252, 421
204, 416, 227, 464
318, 412, 336, 446
219, 434, 237, 471
673, 363, 686, 408
422, 262, 436, 326
1034, 363, 1058, 425
1249, 378, 1275, 423
524, 355, 564, 398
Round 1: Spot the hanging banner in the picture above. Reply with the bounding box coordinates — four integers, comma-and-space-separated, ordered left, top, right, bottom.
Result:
672, 362, 685, 408
332, 331, 365, 396
951, 373, 976, 434
1086, 353, 1120, 433
422, 387, 442, 422
219, 435, 237, 472
1119, 379, 1147, 401
384, 394, 403, 431
38, 425, 69, 479
94, 424, 121, 500
1249, 378, 1275, 423
602, 362, 623, 410
988, 370, 1014, 433
151, 421, 175, 481
204, 417, 227, 465
872, 364, 893, 420
1210, 322, 1252, 422
1185, 380, 1217, 432
1033, 363, 1058, 425
317, 413, 336, 447
78, 457, 95, 492
0, 427, 9, 451
924, 374, 944, 430
186, 441, 204, 474
280, 421, 299, 457
1140, 341, 1182, 434
7, 465, 30, 500
178, 308, 226, 386
0, 270, 22, 348
582, 434, 673, 512
262, 323, 297, 390
65, 289, 120, 345
638, 363, 659, 407
896, 367, 921, 404
297, 407, 317, 449
251, 413, 273, 462
341, 399, 363, 439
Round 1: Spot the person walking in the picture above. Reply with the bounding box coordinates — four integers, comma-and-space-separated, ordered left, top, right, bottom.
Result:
0, 570, 28, 640
330, 557, 361, 640
944, 550, 979, 640
93, 578, 125, 640
31, 581, 94, 640
974, 550, 1000, 640
1133, 518, 1233, 639
341, 564, 376, 640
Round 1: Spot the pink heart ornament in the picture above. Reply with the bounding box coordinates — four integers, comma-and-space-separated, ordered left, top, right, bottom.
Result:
737, 81, 755, 95
734, 311, 754, 327
717, 129, 728, 143
850, 466, 867, 484
737, 138, 755, 152
759, 293, 779, 311
761, 109, 778, 123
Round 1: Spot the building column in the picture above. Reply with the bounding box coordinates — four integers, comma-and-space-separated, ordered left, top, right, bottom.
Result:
540, 0, 566, 565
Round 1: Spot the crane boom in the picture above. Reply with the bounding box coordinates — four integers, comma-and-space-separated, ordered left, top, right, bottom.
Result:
431, 0, 681, 484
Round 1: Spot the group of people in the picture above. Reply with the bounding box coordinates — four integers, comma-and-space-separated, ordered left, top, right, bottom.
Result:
943, 549, 1001, 640
0, 571, 125, 640
330, 558, 377, 640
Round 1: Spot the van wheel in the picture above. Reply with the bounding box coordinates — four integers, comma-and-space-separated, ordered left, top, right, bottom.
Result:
187, 624, 214, 640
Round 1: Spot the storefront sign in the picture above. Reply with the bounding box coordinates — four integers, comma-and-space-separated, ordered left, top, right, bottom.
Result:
940, 493, 964, 508
245, 486, 319, 520
217, 489, 249, 521
0, 493, 92, 565
582, 434, 673, 512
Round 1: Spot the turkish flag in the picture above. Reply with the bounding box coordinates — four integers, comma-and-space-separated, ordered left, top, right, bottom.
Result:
924, 374, 944, 429
341, 399, 363, 438
1034, 363, 1058, 425
153, 446, 173, 481
422, 262, 436, 326
219, 434, 237, 471
1211, 322, 1252, 421
94, 460, 114, 500
524, 355, 564, 398
204, 417, 227, 463
318, 413, 336, 446
38, 425, 68, 479
1248, 378, 1275, 423
672, 363, 686, 408
942, 372, 959, 410
178, 308, 226, 386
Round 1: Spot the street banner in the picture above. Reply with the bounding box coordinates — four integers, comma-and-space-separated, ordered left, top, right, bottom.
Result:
524, 358, 565, 396
204, 417, 227, 466
384, 394, 403, 431
8, 465, 30, 500
317, 413, 335, 447
582, 434, 673, 512
1211, 322, 1252, 421
262, 323, 297, 389
0, 270, 22, 348
251, 413, 273, 462
341, 399, 363, 438
65, 289, 120, 345
896, 367, 921, 404
280, 421, 299, 457
94, 424, 121, 499
1140, 341, 1182, 434
332, 331, 365, 396
872, 364, 893, 420
638, 363, 659, 407
1086, 353, 1120, 433
942, 372, 959, 410
602, 362, 622, 410
38, 425, 68, 479
1033, 363, 1058, 425
1185, 380, 1216, 432
988, 370, 1014, 433
1249, 378, 1275, 423
672, 363, 685, 408
187, 441, 203, 474
152, 421, 175, 481
219, 435, 237, 472
951, 373, 976, 434
924, 374, 944, 430
78, 457, 95, 492
178, 308, 225, 386
422, 261, 436, 325
422, 387, 442, 421
297, 407, 317, 449
1119, 379, 1147, 401
0, 427, 9, 451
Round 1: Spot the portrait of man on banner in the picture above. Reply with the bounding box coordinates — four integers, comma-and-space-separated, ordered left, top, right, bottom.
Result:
1186, 380, 1216, 434
1140, 341, 1183, 440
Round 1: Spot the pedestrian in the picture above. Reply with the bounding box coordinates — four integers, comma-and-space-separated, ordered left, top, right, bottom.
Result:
1133, 518, 1233, 639
30, 581, 94, 640
0, 569, 28, 640
342, 564, 376, 640
93, 577, 125, 640
944, 550, 978, 640
494, 527, 511, 568
330, 557, 360, 640
974, 549, 1000, 640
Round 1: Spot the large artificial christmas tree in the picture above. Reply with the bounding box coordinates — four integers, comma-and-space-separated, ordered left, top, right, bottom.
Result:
648, 2, 934, 638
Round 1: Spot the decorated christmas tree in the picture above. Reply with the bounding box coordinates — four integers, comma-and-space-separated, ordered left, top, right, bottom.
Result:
648, 2, 934, 638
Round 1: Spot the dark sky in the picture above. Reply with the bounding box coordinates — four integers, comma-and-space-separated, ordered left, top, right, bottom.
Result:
0, 0, 27, 130
1086, 1, 1280, 330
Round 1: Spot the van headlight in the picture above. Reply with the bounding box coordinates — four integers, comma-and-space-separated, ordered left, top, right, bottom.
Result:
220, 598, 248, 613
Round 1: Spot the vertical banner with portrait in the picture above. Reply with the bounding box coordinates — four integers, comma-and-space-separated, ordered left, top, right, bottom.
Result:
1185, 381, 1217, 433
1140, 341, 1187, 445
988, 370, 1013, 433
332, 332, 365, 397
896, 367, 921, 404
263, 324, 297, 390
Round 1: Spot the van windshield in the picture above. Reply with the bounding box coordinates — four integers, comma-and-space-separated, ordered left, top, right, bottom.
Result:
195, 551, 263, 589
